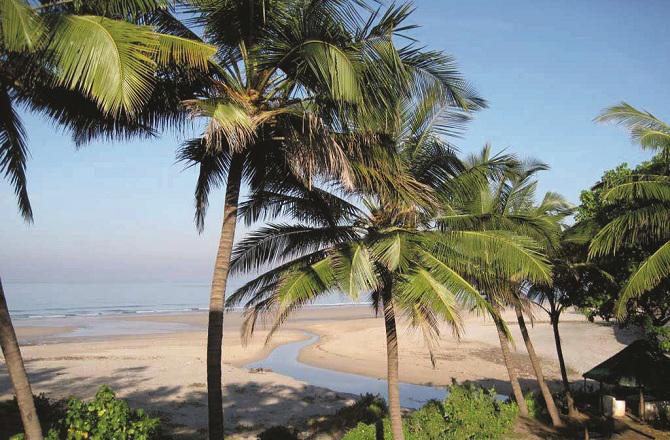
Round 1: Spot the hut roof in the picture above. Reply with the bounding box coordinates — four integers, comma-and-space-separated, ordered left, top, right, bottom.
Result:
583, 339, 670, 390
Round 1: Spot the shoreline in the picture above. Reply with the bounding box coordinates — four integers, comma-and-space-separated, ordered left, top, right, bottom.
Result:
11, 306, 641, 384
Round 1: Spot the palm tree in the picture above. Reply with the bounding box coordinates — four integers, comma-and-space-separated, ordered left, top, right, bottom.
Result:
596, 103, 670, 171
592, 104, 670, 316
225, 95, 552, 439
439, 157, 569, 425
174, 1, 490, 436
527, 238, 614, 418
1, 2, 213, 437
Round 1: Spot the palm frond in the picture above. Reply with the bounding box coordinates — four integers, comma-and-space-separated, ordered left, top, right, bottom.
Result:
596, 102, 670, 152
66, 0, 170, 16
589, 204, 670, 256
0, 0, 43, 51
156, 33, 217, 70
176, 137, 231, 232
259, 257, 337, 343
371, 231, 414, 272
239, 184, 363, 227
226, 249, 328, 309
0, 83, 32, 221
616, 240, 670, 318
47, 15, 157, 116
432, 230, 552, 284
230, 223, 357, 274
401, 301, 440, 367
295, 40, 362, 104
601, 177, 670, 203
398, 269, 464, 338
332, 243, 380, 300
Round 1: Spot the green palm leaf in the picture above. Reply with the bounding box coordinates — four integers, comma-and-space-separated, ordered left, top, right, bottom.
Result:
416, 249, 491, 313
616, 240, 670, 318
0, 0, 43, 51
48, 15, 215, 117
230, 223, 357, 274
72, 0, 170, 16
433, 230, 552, 284
399, 269, 464, 336
0, 83, 32, 221
333, 243, 380, 300
596, 102, 670, 152
601, 177, 670, 203
48, 15, 158, 116
297, 40, 362, 103
589, 204, 670, 256
371, 231, 413, 272
156, 34, 217, 70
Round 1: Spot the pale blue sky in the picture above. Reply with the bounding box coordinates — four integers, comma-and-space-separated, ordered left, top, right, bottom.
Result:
2, 0, 669, 283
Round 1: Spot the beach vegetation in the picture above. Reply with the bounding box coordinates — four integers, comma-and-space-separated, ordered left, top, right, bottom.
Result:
590, 104, 670, 318
439, 153, 571, 424
43, 386, 160, 440
341, 383, 518, 440
571, 151, 670, 352
6, 386, 160, 440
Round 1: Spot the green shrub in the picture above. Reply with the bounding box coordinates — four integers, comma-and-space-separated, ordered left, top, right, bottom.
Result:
44, 385, 160, 440
341, 421, 380, 440
257, 425, 299, 440
342, 383, 518, 440
404, 400, 447, 439
442, 383, 517, 439
524, 391, 547, 421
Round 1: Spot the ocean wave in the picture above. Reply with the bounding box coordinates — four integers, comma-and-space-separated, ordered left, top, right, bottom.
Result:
12, 301, 369, 320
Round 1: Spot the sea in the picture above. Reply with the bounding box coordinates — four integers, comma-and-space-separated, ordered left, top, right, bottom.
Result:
3, 282, 363, 320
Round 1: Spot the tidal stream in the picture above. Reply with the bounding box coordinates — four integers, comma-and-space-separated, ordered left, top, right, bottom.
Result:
246, 333, 449, 409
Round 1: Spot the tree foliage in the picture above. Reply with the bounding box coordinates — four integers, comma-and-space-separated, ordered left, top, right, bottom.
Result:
573, 153, 670, 350
0, 0, 214, 221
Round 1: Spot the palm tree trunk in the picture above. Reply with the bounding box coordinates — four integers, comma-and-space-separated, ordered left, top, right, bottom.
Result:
0, 278, 43, 440
207, 154, 243, 440
551, 313, 577, 417
493, 313, 528, 416
514, 306, 563, 427
382, 294, 404, 440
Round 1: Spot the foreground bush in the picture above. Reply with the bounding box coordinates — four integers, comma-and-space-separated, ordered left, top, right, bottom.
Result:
442, 383, 518, 439
342, 384, 518, 440
10, 386, 159, 440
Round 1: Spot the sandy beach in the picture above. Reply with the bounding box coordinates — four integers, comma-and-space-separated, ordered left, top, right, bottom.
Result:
1, 306, 640, 438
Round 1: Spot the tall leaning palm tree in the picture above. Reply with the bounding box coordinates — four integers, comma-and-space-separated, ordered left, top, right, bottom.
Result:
225, 94, 551, 439
440, 157, 568, 425
592, 104, 670, 316
174, 2, 483, 437
0, 2, 213, 438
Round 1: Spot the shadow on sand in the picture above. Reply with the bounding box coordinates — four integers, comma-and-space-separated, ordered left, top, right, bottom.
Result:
0, 361, 351, 438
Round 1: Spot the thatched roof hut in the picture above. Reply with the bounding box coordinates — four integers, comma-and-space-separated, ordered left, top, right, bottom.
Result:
583, 339, 670, 393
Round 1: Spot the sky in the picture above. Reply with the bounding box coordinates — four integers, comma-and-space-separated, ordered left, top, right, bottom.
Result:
2, 0, 670, 284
